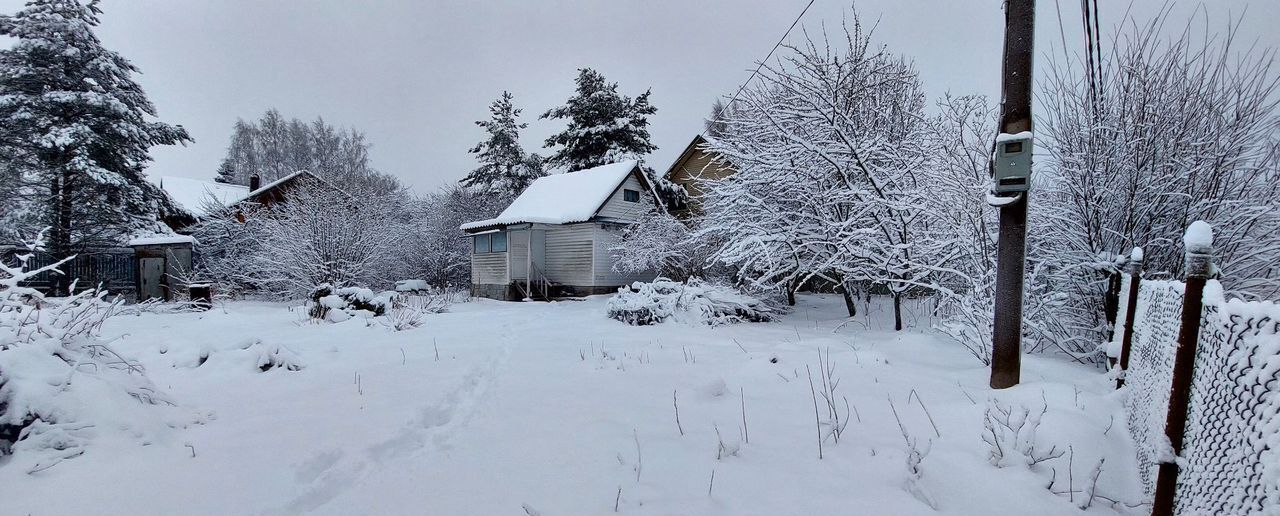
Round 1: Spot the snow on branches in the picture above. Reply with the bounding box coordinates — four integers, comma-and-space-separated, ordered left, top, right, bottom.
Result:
699, 15, 954, 329
189, 178, 404, 300
0, 231, 187, 469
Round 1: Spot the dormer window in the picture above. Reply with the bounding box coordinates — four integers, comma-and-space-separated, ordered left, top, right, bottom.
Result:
623, 189, 640, 202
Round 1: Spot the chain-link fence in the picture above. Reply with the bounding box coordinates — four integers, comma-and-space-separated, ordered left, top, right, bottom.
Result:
1112, 259, 1280, 514
1114, 279, 1184, 493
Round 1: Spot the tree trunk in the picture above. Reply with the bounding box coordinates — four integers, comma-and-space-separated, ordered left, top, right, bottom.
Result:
50, 171, 74, 297
786, 284, 796, 306
893, 292, 903, 331
841, 282, 857, 317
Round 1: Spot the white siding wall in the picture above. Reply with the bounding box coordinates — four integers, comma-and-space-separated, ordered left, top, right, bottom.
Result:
543, 223, 595, 286
471, 251, 507, 285
592, 224, 656, 287
595, 172, 650, 222
508, 229, 529, 280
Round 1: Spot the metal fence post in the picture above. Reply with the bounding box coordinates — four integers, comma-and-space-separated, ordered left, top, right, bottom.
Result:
1116, 247, 1143, 389
1151, 223, 1213, 516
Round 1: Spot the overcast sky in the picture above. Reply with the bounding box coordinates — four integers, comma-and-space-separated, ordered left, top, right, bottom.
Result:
2, 0, 1277, 193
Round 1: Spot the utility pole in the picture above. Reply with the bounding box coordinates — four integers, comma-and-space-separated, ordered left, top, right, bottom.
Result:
990, 0, 1035, 389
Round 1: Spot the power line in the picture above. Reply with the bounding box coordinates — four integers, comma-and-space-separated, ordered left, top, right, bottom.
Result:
703, 0, 816, 137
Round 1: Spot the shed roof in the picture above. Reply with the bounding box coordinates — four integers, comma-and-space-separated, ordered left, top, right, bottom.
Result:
461, 160, 640, 231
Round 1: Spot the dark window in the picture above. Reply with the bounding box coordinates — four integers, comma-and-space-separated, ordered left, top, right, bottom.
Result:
473, 234, 490, 254
1003, 141, 1023, 154
491, 231, 507, 252
623, 189, 640, 202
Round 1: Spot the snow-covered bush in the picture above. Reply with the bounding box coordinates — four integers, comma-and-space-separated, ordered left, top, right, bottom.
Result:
188, 178, 405, 300
607, 278, 780, 326
981, 401, 1062, 468
0, 233, 181, 467
380, 291, 454, 331
610, 205, 724, 282
308, 284, 395, 321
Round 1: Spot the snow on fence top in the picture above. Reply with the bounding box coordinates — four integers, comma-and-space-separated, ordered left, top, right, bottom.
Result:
1183, 220, 1213, 252
158, 176, 248, 216
461, 160, 638, 230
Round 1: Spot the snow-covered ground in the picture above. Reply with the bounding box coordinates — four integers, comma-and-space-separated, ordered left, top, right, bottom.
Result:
1, 294, 1142, 515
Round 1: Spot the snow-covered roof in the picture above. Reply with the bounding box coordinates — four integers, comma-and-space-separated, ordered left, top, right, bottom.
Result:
461, 160, 640, 231
158, 176, 249, 216
229, 170, 308, 205
128, 235, 196, 246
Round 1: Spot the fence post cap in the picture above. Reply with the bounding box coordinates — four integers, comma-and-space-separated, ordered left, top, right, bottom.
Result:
1183, 221, 1214, 254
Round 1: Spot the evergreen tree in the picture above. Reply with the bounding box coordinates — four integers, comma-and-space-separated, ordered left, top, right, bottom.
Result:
0, 0, 192, 295
460, 91, 544, 197
540, 68, 658, 171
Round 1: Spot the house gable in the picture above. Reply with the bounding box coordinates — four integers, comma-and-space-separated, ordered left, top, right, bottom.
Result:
663, 135, 736, 214
593, 169, 654, 223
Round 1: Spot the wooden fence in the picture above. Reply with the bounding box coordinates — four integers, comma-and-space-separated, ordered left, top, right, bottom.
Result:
0, 246, 137, 299
1109, 222, 1280, 515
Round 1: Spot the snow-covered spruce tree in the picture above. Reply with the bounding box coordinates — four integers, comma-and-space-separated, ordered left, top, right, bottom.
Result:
0, 0, 191, 295
701, 16, 947, 328
541, 68, 687, 209
541, 68, 658, 171
1034, 12, 1280, 355
460, 91, 545, 198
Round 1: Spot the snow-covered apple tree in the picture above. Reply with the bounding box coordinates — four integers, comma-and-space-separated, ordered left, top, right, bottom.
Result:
1034, 11, 1280, 356
700, 16, 949, 328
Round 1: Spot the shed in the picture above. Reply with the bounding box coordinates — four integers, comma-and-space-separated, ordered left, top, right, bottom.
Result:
460, 161, 659, 300
128, 235, 195, 301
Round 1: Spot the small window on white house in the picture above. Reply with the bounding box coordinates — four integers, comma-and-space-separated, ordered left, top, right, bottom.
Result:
491, 231, 507, 252
473, 234, 490, 254
623, 189, 640, 202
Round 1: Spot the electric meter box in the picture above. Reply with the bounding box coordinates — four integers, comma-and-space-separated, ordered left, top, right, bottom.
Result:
993, 132, 1032, 193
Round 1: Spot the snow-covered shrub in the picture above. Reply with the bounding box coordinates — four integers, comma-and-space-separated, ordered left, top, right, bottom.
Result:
0, 234, 181, 466
607, 278, 780, 326
380, 291, 454, 331
188, 178, 405, 300
610, 206, 724, 282
981, 401, 1062, 468
308, 284, 395, 321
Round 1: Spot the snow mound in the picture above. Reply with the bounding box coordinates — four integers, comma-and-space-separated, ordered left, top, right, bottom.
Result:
607, 278, 781, 326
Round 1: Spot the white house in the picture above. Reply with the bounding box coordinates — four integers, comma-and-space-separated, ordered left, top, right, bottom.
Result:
460, 160, 658, 300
